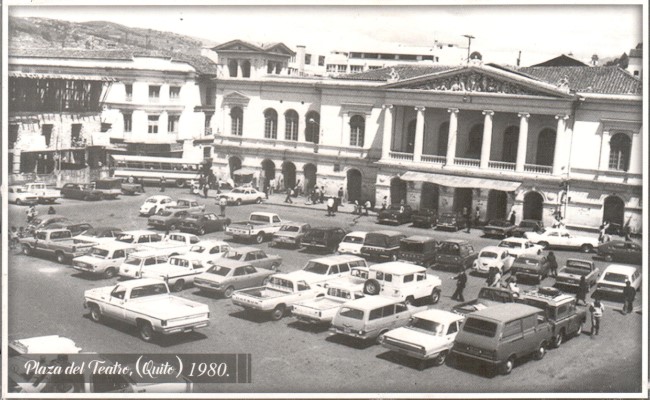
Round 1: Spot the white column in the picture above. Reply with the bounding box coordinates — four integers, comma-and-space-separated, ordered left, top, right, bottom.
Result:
480, 110, 494, 168
381, 104, 394, 159
413, 106, 426, 162
553, 114, 569, 175
629, 132, 642, 173
598, 129, 611, 171
446, 108, 459, 165
515, 112, 530, 172
237, 60, 243, 78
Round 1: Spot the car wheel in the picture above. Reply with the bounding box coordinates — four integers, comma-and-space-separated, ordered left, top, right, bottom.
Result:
169, 224, 177, 231
199, 227, 206, 235
580, 244, 594, 253
255, 233, 265, 244
256, 197, 262, 204
363, 279, 381, 295
430, 289, 441, 304
262, 277, 271, 286
224, 286, 235, 298
270, 263, 279, 271
604, 254, 613, 262
104, 268, 117, 279
172, 280, 184, 292
176, 179, 186, 188
538, 241, 549, 250
433, 351, 448, 367
236, 199, 242, 206
500, 356, 515, 375
55, 251, 66, 264
22, 245, 32, 256
89, 305, 102, 323
16, 199, 23, 206
271, 305, 285, 321
138, 321, 155, 342
404, 296, 415, 306
533, 343, 546, 360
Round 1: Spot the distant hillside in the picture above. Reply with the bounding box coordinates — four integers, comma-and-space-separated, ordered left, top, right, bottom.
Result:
9, 16, 215, 53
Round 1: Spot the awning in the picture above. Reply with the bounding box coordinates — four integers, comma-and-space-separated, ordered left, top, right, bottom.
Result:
400, 171, 521, 192
9, 71, 116, 82
233, 168, 258, 176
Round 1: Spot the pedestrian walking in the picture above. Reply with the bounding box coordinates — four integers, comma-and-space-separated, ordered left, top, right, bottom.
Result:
140, 180, 145, 193
507, 276, 520, 294
464, 207, 472, 233
451, 270, 467, 302
353, 200, 363, 215
269, 178, 275, 195
548, 251, 558, 277
320, 186, 325, 204
9, 226, 18, 250
284, 188, 294, 204
576, 275, 588, 306
486, 267, 497, 286
598, 221, 610, 244
294, 180, 301, 197
509, 210, 517, 226
338, 187, 344, 205
219, 196, 228, 217
589, 298, 605, 337
326, 197, 335, 216
491, 268, 502, 288
381, 196, 388, 211
624, 224, 632, 241
159, 176, 166, 192
26, 205, 37, 224
364, 200, 372, 216
474, 206, 481, 227
623, 280, 636, 314
47, 206, 56, 215
203, 184, 209, 199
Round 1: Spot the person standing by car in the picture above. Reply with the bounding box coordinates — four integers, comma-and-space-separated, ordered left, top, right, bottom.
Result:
159, 176, 166, 192
623, 280, 636, 315
381, 196, 388, 211
589, 298, 605, 337
285, 188, 294, 204
326, 197, 335, 217
509, 210, 517, 226
26, 205, 38, 223
203, 183, 209, 199
463, 207, 472, 233
320, 186, 326, 204
507, 276, 520, 293
451, 270, 467, 302
547, 251, 558, 277
338, 187, 344, 205
576, 276, 589, 306
474, 206, 481, 227
219, 196, 228, 217
364, 200, 372, 216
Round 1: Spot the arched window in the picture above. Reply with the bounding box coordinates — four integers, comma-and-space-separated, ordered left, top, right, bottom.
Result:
305, 111, 320, 144
609, 133, 631, 171
285, 110, 299, 141
230, 107, 243, 136
437, 122, 449, 156
350, 115, 365, 147
264, 109, 278, 139
228, 60, 238, 77
466, 124, 483, 158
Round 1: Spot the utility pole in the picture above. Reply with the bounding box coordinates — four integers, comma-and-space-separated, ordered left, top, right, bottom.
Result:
463, 34, 475, 63
517, 50, 522, 67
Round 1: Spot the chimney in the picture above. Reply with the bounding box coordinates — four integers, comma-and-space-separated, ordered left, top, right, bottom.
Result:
296, 45, 306, 76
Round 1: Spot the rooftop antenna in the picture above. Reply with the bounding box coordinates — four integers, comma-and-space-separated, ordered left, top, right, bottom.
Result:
462, 34, 475, 64
517, 50, 522, 67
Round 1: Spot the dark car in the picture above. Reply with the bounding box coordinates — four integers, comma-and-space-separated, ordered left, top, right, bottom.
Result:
433, 239, 478, 272
510, 254, 551, 283
451, 286, 519, 316
360, 230, 406, 261
511, 219, 544, 238
435, 212, 465, 231
48, 222, 93, 236
60, 183, 104, 201
398, 235, 438, 267
377, 205, 413, 225
147, 209, 191, 231
27, 215, 70, 233
411, 208, 438, 228
179, 213, 232, 235
75, 226, 123, 240
597, 240, 642, 265
302, 227, 348, 253
482, 219, 516, 238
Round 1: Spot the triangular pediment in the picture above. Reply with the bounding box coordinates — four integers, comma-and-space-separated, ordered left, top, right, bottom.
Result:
264, 43, 296, 56
385, 64, 574, 98
223, 91, 251, 106
212, 40, 264, 53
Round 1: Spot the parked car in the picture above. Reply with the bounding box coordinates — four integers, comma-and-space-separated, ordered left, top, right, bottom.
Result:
336, 231, 367, 255
220, 187, 265, 205
226, 212, 284, 244
187, 240, 231, 260
139, 232, 201, 255
451, 303, 553, 375
140, 253, 211, 292
519, 287, 587, 348
377, 204, 413, 225
594, 264, 641, 299
411, 208, 438, 228
433, 239, 478, 272
435, 212, 465, 231
8, 185, 39, 206
48, 222, 93, 237
288, 255, 366, 286
555, 259, 600, 289
118, 249, 171, 279
115, 230, 164, 245
193, 259, 277, 297
27, 215, 70, 234
178, 212, 231, 235
497, 237, 543, 257
75, 226, 123, 244
72, 242, 137, 278
510, 254, 552, 283
398, 235, 438, 267
271, 222, 311, 248
511, 219, 544, 238
597, 240, 642, 265
19, 228, 96, 264
525, 228, 599, 253
452, 287, 519, 316
363, 262, 442, 305
292, 281, 365, 325
360, 230, 406, 261
378, 309, 464, 369
139, 195, 175, 216
223, 246, 282, 271
482, 219, 516, 238
165, 198, 205, 214
302, 227, 348, 253
147, 209, 191, 231
24, 182, 61, 203
60, 183, 105, 201
472, 246, 514, 275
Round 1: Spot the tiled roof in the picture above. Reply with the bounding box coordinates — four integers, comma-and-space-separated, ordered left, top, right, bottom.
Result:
9, 48, 218, 75
334, 65, 454, 81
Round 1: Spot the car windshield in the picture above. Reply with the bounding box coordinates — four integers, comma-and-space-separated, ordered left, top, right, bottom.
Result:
567, 260, 592, 269
603, 272, 629, 283
339, 307, 364, 320
145, 198, 157, 204
351, 268, 368, 279
116, 234, 135, 243
400, 242, 425, 252
463, 317, 497, 337
520, 221, 538, 228
438, 242, 461, 255
250, 215, 269, 223
226, 251, 243, 260
185, 215, 200, 221
480, 251, 498, 259
232, 188, 245, 194
130, 283, 168, 298
280, 225, 300, 232
409, 318, 444, 335
327, 287, 353, 299
306, 230, 327, 240
387, 205, 402, 211
90, 248, 110, 259
269, 277, 294, 290
498, 241, 519, 249
207, 266, 231, 276
561, 266, 590, 276
488, 220, 509, 227
123, 256, 141, 266
190, 245, 206, 253
364, 234, 389, 247
168, 258, 190, 268
342, 235, 364, 244
303, 261, 329, 275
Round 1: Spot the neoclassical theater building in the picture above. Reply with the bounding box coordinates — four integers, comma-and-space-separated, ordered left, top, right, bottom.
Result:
208, 41, 643, 233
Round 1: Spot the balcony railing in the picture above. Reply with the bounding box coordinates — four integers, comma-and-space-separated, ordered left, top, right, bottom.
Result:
524, 164, 552, 174
389, 151, 414, 161
453, 157, 480, 168
488, 160, 516, 171
215, 135, 369, 158
421, 154, 446, 164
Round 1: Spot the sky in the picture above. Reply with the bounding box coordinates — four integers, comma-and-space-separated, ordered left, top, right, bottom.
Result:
8, 3, 644, 66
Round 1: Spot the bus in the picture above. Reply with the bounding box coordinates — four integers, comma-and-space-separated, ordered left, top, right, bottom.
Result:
110, 155, 207, 188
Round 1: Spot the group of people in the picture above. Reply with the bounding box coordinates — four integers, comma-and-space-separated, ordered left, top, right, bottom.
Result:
461, 206, 485, 234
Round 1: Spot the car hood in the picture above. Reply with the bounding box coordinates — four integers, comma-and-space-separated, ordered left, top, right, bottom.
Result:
194, 272, 229, 284
148, 215, 173, 222
383, 327, 446, 351
288, 270, 326, 283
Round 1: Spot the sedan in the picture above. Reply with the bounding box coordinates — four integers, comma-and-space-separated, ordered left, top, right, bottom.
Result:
193, 259, 276, 298
525, 228, 599, 253
220, 187, 265, 206
302, 227, 348, 253
497, 237, 543, 257
511, 219, 544, 238
595, 264, 641, 298
223, 247, 282, 271
482, 219, 516, 238
597, 240, 642, 265
510, 254, 552, 283
60, 183, 104, 201
147, 209, 191, 231
75, 226, 123, 244
179, 213, 232, 235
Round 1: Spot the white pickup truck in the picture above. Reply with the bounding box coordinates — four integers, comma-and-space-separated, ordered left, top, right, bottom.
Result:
225, 212, 284, 244
231, 273, 326, 320
84, 279, 210, 342
292, 282, 365, 324
24, 182, 61, 203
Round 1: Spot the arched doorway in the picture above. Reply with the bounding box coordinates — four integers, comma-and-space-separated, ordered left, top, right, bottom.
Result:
523, 191, 544, 221
281, 161, 296, 191
487, 190, 508, 220
502, 126, 519, 163
390, 177, 407, 205
303, 163, 317, 194
536, 129, 556, 166
261, 159, 276, 193
346, 169, 362, 203
228, 156, 242, 179
453, 188, 473, 213
420, 183, 439, 211
603, 196, 625, 226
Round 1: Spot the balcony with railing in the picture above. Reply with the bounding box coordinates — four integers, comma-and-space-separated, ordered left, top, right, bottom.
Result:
421, 154, 446, 164
215, 135, 371, 159
523, 164, 553, 174
453, 157, 480, 168
488, 160, 516, 171
389, 151, 414, 161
